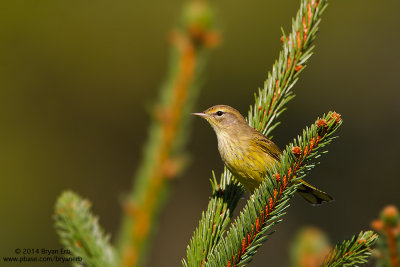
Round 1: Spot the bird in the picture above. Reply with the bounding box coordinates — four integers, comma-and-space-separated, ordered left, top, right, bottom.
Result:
193, 104, 333, 205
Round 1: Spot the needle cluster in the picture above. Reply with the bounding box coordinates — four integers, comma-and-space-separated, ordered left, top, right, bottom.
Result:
54, 191, 115, 267
323, 231, 378, 267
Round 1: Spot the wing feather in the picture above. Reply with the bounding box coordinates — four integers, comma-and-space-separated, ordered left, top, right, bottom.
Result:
252, 132, 282, 161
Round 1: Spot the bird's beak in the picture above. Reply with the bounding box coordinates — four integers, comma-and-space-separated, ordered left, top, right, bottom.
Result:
192, 112, 209, 118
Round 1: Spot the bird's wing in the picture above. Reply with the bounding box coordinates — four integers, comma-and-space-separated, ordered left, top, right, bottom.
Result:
253, 133, 282, 161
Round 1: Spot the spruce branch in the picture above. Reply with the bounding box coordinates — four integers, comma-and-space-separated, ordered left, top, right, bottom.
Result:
52, 1, 218, 266
184, 0, 329, 265
54, 191, 115, 267
372, 205, 400, 266
322, 231, 378, 267
183, 170, 245, 267
117, 1, 219, 266
204, 112, 342, 267
248, 0, 328, 138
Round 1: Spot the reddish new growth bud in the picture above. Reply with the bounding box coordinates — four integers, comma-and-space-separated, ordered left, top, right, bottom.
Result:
295, 65, 303, 72
258, 105, 262, 111
282, 35, 291, 45
241, 237, 246, 254
371, 219, 383, 231
330, 112, 342, 124
307, 2, 312, 24
316, 118, 327, 127
255, 217, 260, 233
162, 158, 180, 179
201, 31, 221, 48
269, 197, 273, 210
296, 31, 301, 49
75, 241, 82, 248
382, 205, 399, 226
302, 17, 308, 34
358, 238, 366, 244
275, 173, 280, 182
383, 205, 399, 218
282, 175, 287, 188
288, 167, 292, 176
124, 200, 140, 217
292, 146, 302, 156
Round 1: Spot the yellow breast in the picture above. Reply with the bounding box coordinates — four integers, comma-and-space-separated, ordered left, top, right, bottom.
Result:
217, 132, 278, 191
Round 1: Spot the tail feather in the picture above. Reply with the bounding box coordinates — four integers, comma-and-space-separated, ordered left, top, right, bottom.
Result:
296, 179, 333, 205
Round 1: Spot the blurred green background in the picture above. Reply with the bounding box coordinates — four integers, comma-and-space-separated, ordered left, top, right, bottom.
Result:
1, 0, 399, 266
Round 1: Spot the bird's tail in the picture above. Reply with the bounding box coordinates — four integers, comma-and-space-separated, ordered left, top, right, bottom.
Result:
296, 179, 333, 205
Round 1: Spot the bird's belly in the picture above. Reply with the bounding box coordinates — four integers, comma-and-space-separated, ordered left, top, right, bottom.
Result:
221, 146, 276, 191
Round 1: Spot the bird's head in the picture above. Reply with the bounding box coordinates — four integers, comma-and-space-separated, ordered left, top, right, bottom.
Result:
192, 105, 248, 136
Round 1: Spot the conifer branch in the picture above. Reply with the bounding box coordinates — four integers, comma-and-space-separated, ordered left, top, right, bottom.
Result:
204, 112, 342, 267
248, 0, 328, 137
322, 231, 378, 267
183, 170, 245, 267
54, 191, 115, 267
117, 1, 219, 266
372, 205, 400, 266
184, 0, 329, 265
53, 2, 219, 266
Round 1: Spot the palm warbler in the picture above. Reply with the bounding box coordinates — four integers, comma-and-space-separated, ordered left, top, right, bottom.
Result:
193, 105, 333, 205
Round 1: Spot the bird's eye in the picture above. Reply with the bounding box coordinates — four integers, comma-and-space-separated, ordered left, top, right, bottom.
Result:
216, 111, 224, 116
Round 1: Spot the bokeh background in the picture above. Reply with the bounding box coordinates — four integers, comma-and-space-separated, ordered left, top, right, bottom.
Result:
1, 0, 399, 266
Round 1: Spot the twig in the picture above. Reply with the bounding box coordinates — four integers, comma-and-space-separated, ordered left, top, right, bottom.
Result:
117, 1, 219, 266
